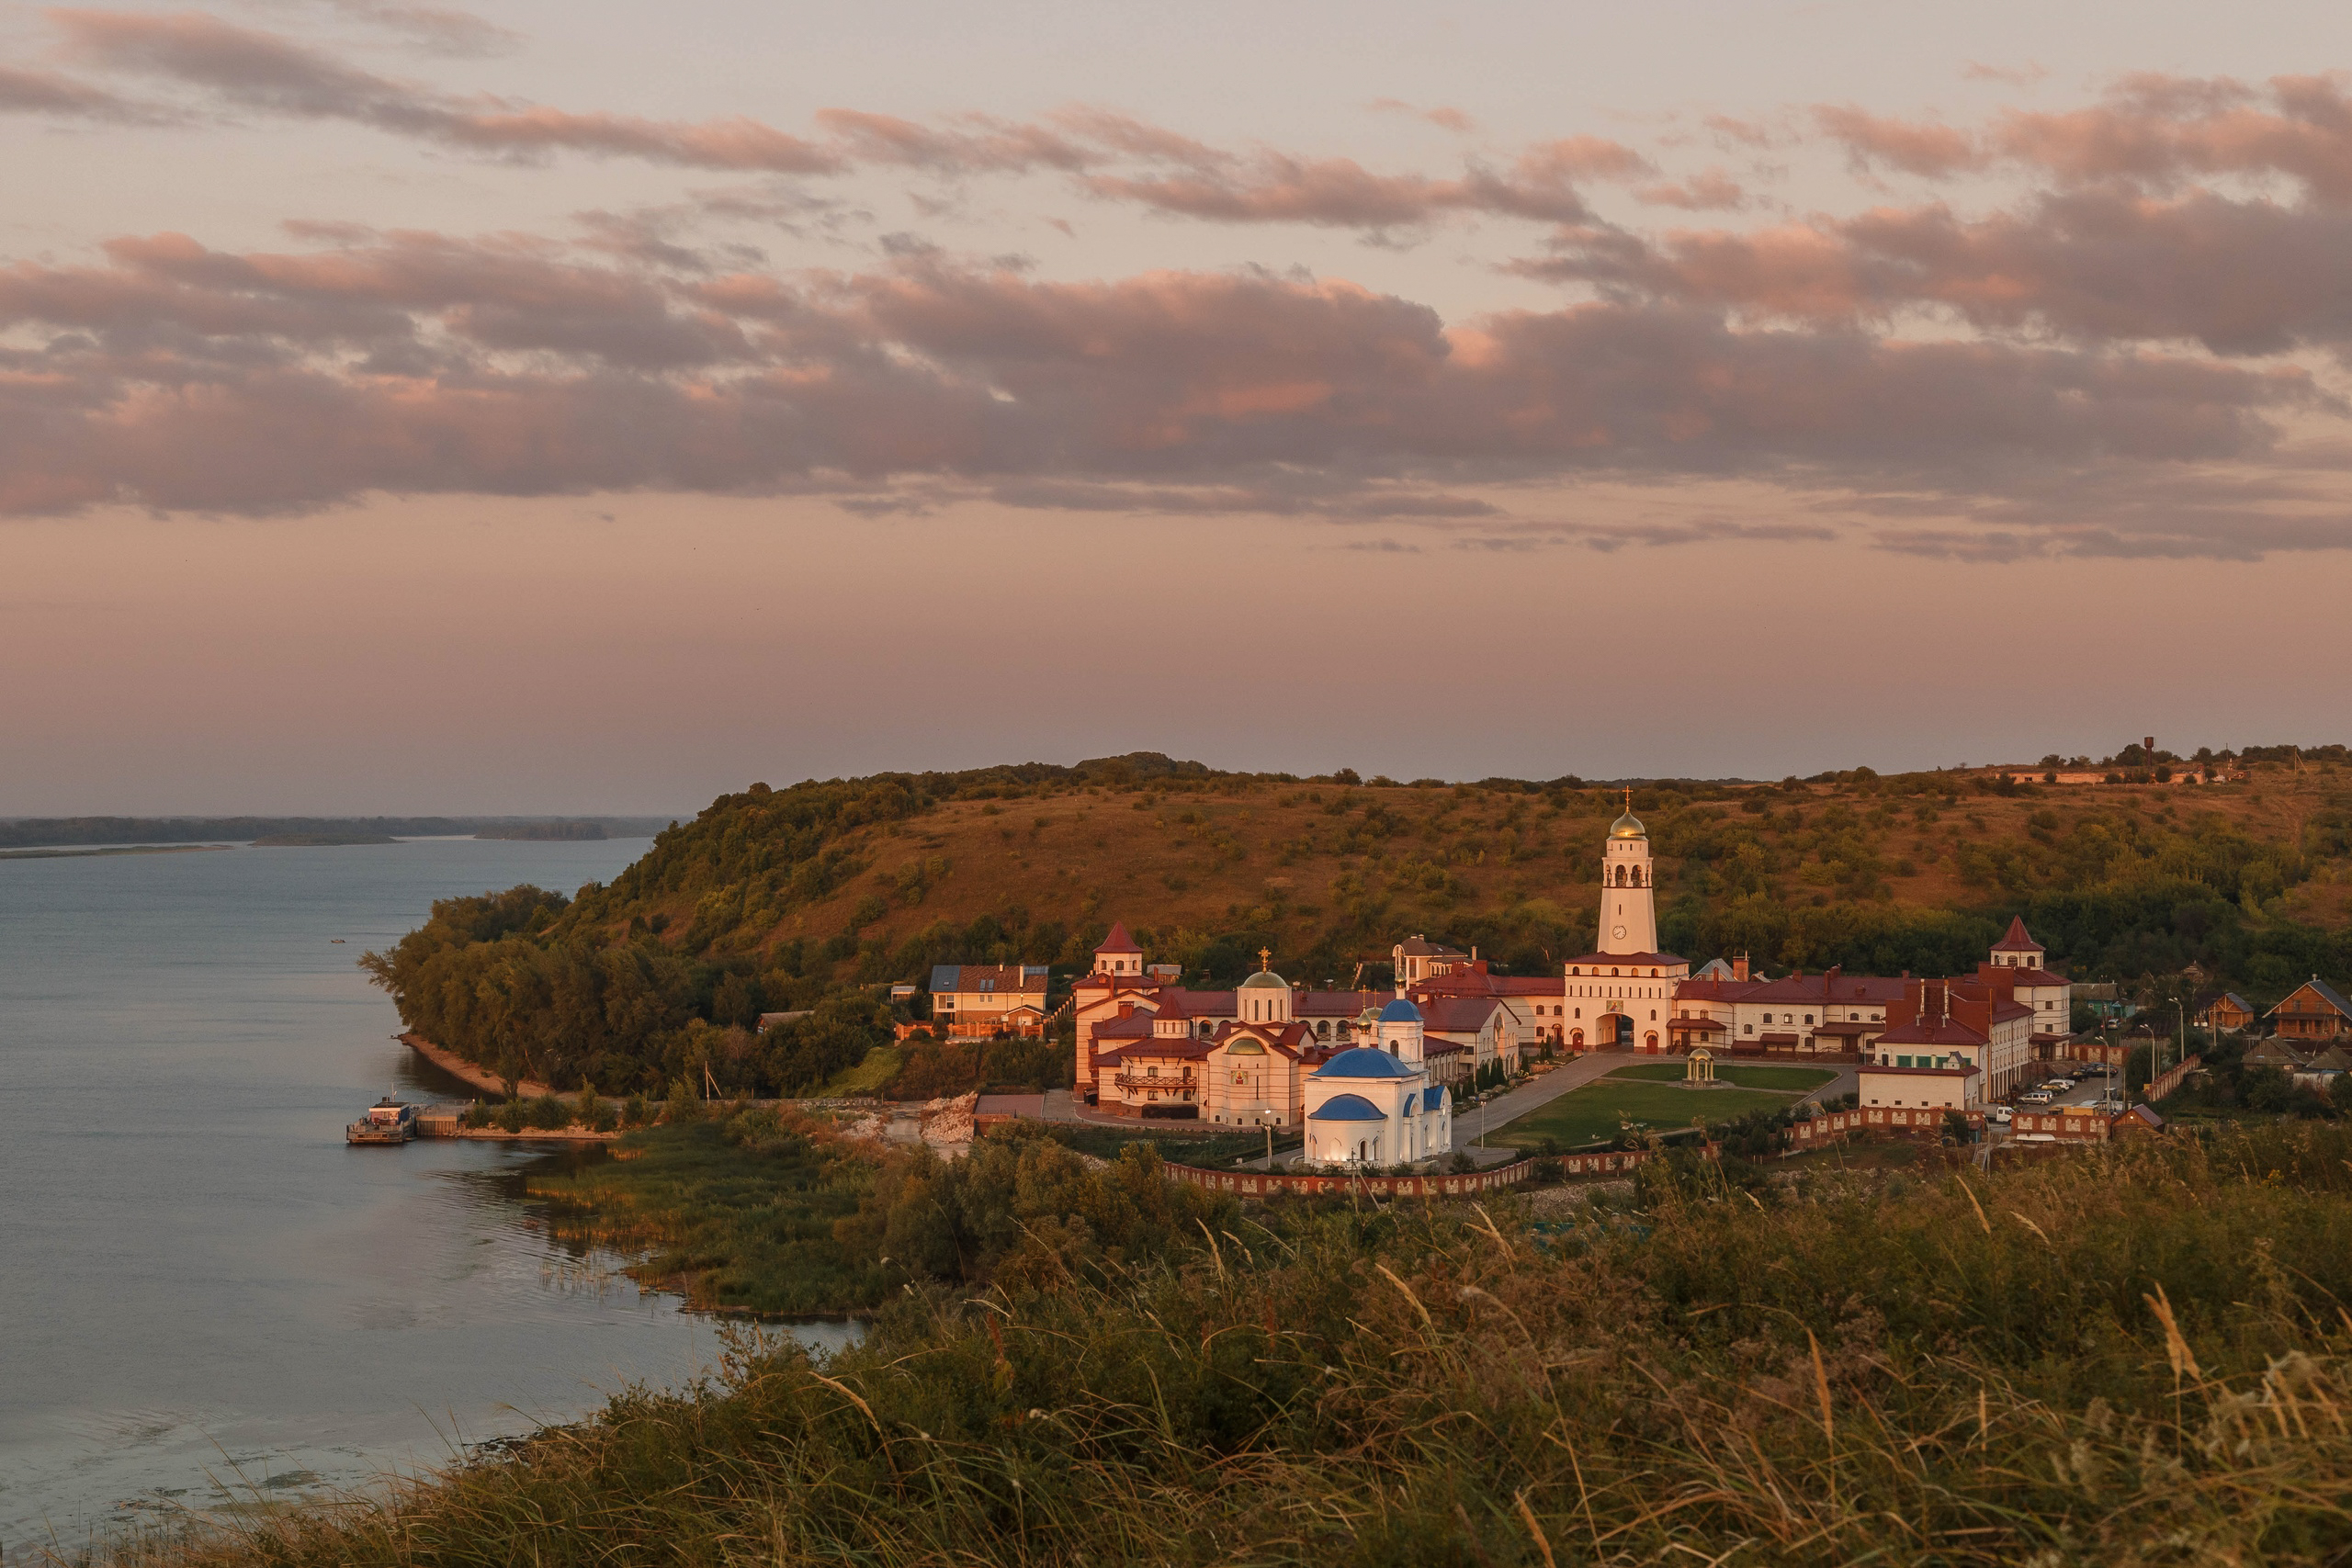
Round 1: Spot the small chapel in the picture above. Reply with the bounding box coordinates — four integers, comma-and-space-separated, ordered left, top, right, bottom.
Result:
1299, 998, 1451, 1167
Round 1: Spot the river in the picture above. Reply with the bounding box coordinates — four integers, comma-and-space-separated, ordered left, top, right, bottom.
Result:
0, 836, 853, 1552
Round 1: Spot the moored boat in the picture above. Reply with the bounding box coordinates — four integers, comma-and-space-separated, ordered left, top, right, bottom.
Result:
346, 1096, 420, 1145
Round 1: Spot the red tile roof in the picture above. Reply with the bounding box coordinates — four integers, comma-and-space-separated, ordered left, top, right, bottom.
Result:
1155, 988, 1238, 1020
1740, 974, 1908, 1005
1419, 997, 1502, 1033
1396, 935, 1468, 957
1096, 1038, 1211, 1065
1414, 973, 1561, 1000
1212, 1020, 1311, 1058
1675, 978, 1758, 1002
1992, 917, 2042, 952
1096, 921, 1142, 953
1565, 952, 1688, 971
1874, 1019, 1989, 1047
1297, 989, 1384, 1017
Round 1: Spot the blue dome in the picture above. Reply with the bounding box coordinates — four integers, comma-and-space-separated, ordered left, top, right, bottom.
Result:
1378, 998, 1422, 1023
1307, 1092, 1385, 1121
1312, 1046, 1416, 1079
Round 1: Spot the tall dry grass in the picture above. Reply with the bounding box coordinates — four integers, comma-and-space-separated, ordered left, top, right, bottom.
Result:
91, 1122, 2352, 1566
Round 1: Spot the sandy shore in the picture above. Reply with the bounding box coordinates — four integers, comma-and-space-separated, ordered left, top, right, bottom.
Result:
400, 1032, 559, 1099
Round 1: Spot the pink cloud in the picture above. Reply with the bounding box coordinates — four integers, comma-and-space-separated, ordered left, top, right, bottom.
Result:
1634, 169, 1747, 210
1812, 105, 1985, 178
51, 8, 846, 173
1368, 98, 1478, 133
0, 232, 2313, 551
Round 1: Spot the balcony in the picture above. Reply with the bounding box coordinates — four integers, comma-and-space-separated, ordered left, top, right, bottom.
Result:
1113, 1075, 1194, 1095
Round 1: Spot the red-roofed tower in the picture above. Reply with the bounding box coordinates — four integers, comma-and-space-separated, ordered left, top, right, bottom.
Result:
1093, 921, 1145, 977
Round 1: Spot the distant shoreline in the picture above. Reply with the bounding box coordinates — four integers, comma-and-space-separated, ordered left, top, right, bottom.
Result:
0, 815, 671, 851
0, 843, 231, 861
252, 833, 400, 847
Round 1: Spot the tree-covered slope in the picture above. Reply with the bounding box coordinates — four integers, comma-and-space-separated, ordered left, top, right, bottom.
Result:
363, 750, 2352, 1096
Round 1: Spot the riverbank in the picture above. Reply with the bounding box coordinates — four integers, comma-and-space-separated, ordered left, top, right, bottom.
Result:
399, 1032, 559, 1099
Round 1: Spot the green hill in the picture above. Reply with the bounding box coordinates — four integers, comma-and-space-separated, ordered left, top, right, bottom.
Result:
360, 749, 2352, 1098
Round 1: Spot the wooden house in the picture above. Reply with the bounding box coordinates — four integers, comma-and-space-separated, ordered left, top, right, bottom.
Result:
2267, 978, 2352, 1044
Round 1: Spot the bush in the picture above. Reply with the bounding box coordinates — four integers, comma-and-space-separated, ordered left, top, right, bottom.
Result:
527, 1093, 571, 1130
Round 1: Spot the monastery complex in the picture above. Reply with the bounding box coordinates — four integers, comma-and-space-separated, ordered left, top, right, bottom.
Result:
1067, 800, 2077, 1159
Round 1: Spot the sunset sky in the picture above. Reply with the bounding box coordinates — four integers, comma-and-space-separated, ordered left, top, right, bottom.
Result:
6, 0, 2351, 814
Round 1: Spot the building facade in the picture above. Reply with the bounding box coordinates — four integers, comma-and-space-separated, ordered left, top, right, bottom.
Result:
926, 964, 1051, 1038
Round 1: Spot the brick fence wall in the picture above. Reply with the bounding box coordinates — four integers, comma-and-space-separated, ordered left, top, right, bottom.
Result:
2146, 1055, 2201, 1103
1163, 1159, 1538, 1198
2007, 1111, 2109, 1140
1163, 1143, 1716, 1199
1792, 1107, 1984, 1145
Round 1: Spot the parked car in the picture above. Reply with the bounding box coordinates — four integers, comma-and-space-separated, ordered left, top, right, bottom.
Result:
2020, 1089, 2055, 1105
1990, 1106, 2015, 1124
2078, 1064, 2111, 1077
2045, 1078, 2075, 1092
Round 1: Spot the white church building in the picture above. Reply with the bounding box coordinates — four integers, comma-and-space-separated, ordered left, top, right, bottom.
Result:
1301, 998, 1452, 1167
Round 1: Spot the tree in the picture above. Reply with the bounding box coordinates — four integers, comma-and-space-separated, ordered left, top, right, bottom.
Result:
2245, 1066, 2296, 1115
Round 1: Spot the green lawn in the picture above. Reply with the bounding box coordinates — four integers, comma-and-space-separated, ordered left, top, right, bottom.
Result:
1606, 1063, 1838, 1093
1488, 1080, 1801, 1151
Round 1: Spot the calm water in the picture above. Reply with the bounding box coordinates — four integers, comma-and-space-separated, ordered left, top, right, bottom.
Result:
0, 838, 853, 1552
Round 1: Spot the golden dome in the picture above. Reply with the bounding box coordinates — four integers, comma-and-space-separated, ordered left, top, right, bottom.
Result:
1609, 810, 1646, 840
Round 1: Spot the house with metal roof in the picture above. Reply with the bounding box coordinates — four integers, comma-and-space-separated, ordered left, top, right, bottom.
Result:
927, 964, 1050, 1039
2268, 977, 2352, 1044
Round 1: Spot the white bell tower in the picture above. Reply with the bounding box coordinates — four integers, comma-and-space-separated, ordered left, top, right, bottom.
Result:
1599, 791, 1657, 955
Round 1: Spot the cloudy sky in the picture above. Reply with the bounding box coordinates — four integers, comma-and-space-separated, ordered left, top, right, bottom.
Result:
6, 0, 2350, 813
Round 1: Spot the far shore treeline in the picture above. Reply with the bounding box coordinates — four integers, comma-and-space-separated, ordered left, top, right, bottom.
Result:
358, 750, 2352, 1100
0, 815, 666, 849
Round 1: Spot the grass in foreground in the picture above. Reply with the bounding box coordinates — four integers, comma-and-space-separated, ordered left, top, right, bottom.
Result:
1490, 1078, 1798, 1149
1606, 1061, 1838, 1092
108, 1122, 2352, 1567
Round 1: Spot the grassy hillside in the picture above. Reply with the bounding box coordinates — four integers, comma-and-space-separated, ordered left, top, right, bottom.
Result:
361, 750, 2352, 1097
121, 1122, 2352, 1567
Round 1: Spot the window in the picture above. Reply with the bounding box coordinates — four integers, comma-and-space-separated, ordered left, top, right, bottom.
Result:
1804, 1014, 1814, 1025
1744, 1024, 1754, 1035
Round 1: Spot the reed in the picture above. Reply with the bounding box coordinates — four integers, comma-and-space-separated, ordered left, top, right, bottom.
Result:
96, 1122, 2352, 1567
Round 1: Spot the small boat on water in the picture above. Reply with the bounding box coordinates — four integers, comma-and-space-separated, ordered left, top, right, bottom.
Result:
346, 1096, 420, 1145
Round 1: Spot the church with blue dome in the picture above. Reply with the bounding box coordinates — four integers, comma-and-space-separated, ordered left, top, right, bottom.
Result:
1301, 998, 1452, 1167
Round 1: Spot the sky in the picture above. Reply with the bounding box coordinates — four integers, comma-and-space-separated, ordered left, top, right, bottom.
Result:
5, 0, 2351, 813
